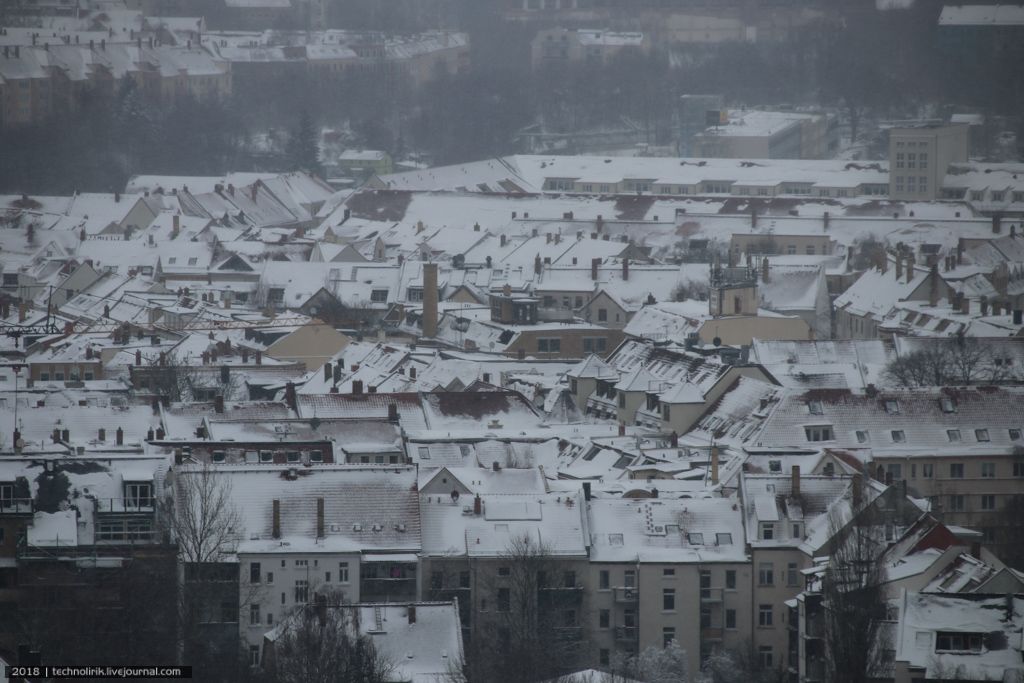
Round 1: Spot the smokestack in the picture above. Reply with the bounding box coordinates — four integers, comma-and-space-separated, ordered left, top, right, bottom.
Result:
622, 258, 629, 281
272, 499, 281, 539
317, 497, 325, 538
422, 263, 439, 338
791, 465, 800, 497
710, 444, 719, 485
215, 395, 224, 414
591, 257, 600, 281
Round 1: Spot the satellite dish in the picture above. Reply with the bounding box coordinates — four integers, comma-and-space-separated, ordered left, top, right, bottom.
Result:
450, 490, 460, 502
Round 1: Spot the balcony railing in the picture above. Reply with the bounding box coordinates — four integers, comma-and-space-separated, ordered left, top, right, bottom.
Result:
0, 499, 33, 514
701, 627, 724, 641
614, 626, 638, 642
613, 586, 638, 603
700, 587, 724, 603
95, 498, 155, 513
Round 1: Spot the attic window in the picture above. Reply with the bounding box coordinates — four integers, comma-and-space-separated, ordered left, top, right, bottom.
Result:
716, 533, 732, 545
418, 446, 430, 460
935, 632, 984, 653
370, 289, 389, 303
212, 450, 226, 463
687, 532, 704, 545
807, 400, 823, 415
855, 430, 869, 444
891, 430, 906, 443
609, 533, 624, 546
260, 450, 273, 463
804, 425, 834, 442
768, 460, 782, 472
947, 429, 961, 442
975, 429, 990, 442
939, 397, 956, 413
884, 400, 900, 414
168, 257, 177, 264
188, 257, 198, 266
1010, 429, 1022, 441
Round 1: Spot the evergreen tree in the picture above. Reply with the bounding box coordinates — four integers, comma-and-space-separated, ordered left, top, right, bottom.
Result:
288, 109, 322, 176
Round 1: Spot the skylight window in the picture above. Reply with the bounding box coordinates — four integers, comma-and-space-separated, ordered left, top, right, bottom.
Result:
687, 533, 704, 545
855, 430, 869, 444
884, 400, 900, 414
807, 400, 823, 415
939, 397, 956, 413
1010, 429, 1021, 441
975, 429, 990, 442
716, 533, 733, 546
609, 533, 624, 546
947, 429, 961, 442
891, 430, 906, 443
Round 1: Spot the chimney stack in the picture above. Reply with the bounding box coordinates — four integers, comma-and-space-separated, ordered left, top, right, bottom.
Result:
582, 481, 591, 501
534, 253, 542, 275
116, 427, 123, 445
761, 256, 770, 283
852, 473, 863, 507
255, 350, 262, 365
215, 395, 224, 414
135, 350, 142, 366
422, 262, 439, 338
352, 380, 363, 395
285, 382, 297, 411
710, 444, 719, 485
473, 494, 482, 515
906, 253, 915, 283
316, 497, 325, 538
929, 264, 940, 306
791, 465, 800, 497
324, 362, 332, 383
272, 499, 281, 539
993, 214, 1002, 234
98, 428, 106, 441
622, 258, 629, 281
407, 605, 417, 624
591, 257, 600, 281
388, 403, 399, 423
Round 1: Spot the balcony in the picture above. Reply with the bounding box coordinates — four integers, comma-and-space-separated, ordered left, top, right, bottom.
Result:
613, 586, 638, 603
700, 587, 724, 603
0, 498, 33, 514
701, 626, 724, 641
614, 626, 638, 642
804, 616, 824, 639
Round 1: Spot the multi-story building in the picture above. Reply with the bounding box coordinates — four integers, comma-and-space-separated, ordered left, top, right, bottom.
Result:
888, 123, 969, 201
531, 28, 649, 68
693, 110, 838, 160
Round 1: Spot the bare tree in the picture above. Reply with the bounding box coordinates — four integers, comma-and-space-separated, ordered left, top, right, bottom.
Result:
465, 534, 586, 683
883, 336, 1015, 387
820, 507, 891, 683
265, 591, 393, 683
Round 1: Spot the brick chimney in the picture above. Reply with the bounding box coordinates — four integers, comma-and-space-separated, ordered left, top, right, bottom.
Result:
352, 380, 363, 395
852, 473, 863, 507
906, 253, 916, 283
534, 253, 542, 275
895, 255, 903, 281
324, 362, 332, 383
285, 382, 297, 411
761, 257, 770, 284
98, 428, 106, 442
116, 426, 123, 445
929, 264, 940, 306
388, 403, 399, 422
419, 263, 441, 338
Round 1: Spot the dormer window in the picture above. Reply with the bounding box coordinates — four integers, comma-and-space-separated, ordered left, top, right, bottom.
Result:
769, 460, 781, 472
807, 400, 823, 415
212, 450, 226, 463
804, 425, 834, 442
760, 523, 775, 540
891, 430, 906, 443
125, 482, 153, 509
884, 400, 900, 414
940, 397, 956, 413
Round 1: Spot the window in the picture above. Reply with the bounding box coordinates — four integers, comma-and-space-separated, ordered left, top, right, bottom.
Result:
981, 462, 995, 478
891, 430, 906, 443
597, 308, 607, 322
663, 588, 675, 611
807, 400, 823, 415
1010, 429, 1022, 441
583, 337, 607, 353
599, 570, 609, 589
725, 570, 736, 590
325, 572, 331, 583
759, 562, 774, 586
497, 587, 510, 612
250, 603, 260, 625
758, 604, 773, 627
295, 559, 308, 567
940, 397, 956, 413
537, 338, 561, 353
294, 580, 309, 604
885, 400, 900, 414
947, 429, 961, 442
663, 568, 676, 577
1014, 462, 1024, 477
267, 572, 273, 584
250, 645, 260, 668
125, 482, 153, 508
804, 425, 834, 442
287, 451, 300, 463
688, 532, 704, 545
935, 632, 983, 653
337, 562, 349, 582
948, 495, 965, 512
599, 609, 610, 629
886, 463, 902, 481
260, 450, 273, 463
460, 571, 471, 589
212, 450, 226, 463
370, 289, 389, 303
662, 627, 675, 648
787, 562, 800, 587
599, 649, 610, 666
717, 532, 733, 546
981, 495, 996, 511
856, 430, 869, 443
975, 429, 990, 442
250, 563, 261, 584
950, 463, 964, 479
923, 463, 934, 478
760, 522, 774, 540
624, 570, 636, 588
